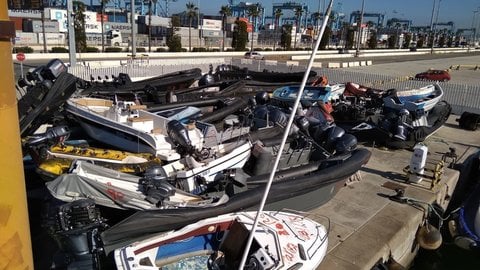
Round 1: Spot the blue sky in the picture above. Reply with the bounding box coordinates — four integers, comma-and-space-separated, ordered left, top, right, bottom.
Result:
165, 0, 480, 28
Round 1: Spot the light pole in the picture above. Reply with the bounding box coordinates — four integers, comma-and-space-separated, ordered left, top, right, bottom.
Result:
355, 0, 365, 57
429, 0, 436, 54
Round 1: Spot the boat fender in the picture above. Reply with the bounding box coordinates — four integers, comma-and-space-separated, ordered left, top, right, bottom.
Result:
167, 120, 194, 155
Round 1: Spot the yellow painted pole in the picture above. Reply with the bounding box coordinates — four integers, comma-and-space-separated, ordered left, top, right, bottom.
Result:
0, 2, 34, 269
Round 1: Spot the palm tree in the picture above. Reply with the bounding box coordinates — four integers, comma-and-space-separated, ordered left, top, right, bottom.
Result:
273, 8, 283, 50
294, 7, 303, 49
100, 0, 110, 52
246, 3, 261, 52
219, 5, 232, 51
186, 2, 198, 52
311, 11, 321, 32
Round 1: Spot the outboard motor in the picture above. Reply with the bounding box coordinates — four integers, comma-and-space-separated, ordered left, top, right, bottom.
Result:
44, 199, 108, 270
335, 133, 357, 154
44, 59, 68, 81
320, 126, 346, 152
255, 91, 270, 105
140, 166, 176, 206
167, 120, 194, 155
394, 109, 410, 141
198, 64, 217, 86
268, 108, 289, 127
295, 115, 310, 136
25, 125, 71, 146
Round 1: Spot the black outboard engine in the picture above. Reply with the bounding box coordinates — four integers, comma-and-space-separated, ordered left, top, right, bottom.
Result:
44, 199, 108, 270
198, 64, 218, 86
167, 120, 194, 155
314, 125, 357, 155
255, 91, 270, 105
335, 133, 357, 154
140, 166, 176, 206
295, 116, 310, 136
44, 59, 68, 80
25, 125, 71, 146
393, 109, 411, 141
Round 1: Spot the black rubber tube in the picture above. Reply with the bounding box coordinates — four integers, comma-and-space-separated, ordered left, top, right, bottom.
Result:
199, 98, 249, 123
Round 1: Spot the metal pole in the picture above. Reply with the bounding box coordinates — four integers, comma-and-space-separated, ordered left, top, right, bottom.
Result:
41, 9, 47, 53
355, 0, 365, 57
67, 0, 77, 65
131, 0, 137, 57
429, 0, 436, 54
0, 4, 34, 269
238, 0, 335, 268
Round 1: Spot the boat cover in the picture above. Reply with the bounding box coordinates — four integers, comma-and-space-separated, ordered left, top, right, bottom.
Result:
46, 161, 202, 210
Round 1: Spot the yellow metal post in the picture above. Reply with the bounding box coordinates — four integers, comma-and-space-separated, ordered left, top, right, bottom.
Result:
0, 2, 34, 269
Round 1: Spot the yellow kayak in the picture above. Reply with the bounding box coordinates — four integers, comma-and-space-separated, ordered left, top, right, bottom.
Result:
37, 144, 162, 180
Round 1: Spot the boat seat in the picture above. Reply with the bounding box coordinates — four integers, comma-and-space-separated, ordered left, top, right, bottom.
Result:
129, 104, 147, 110
219, 220, 261, 269
127, 116, 153, 122
151, 128, 164, 134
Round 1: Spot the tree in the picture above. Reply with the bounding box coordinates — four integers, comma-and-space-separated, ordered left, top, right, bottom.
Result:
246, 3, 261, 52
100, 0, 109, 52
186, 2, 198, 52
387, 35, 396, 49
438, 34, 446, 48
346, 27, 355, 49
367, 30, 377, 49
403, 33, 412, 48
232, 19, 248, 51
219, 5, 232, 51
274, 8, 283, 50
167, 35, 182, 52
73, 1, 87, 53
319, 25, 331, 50
167, 15, 182, 51
417, 35, 424, 48
293, 7, 303, 49
311, 11, 321, 31
280, 24, 292, 50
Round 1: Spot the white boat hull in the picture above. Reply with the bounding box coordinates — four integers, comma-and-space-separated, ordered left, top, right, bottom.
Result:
114, 211, 328, 270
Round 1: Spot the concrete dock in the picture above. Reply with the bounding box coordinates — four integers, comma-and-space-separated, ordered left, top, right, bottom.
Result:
313, 115, 480, 269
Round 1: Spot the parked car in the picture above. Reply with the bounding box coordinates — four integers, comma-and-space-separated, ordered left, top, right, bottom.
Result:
414, 69, 451, 82
244, 51, 265, 60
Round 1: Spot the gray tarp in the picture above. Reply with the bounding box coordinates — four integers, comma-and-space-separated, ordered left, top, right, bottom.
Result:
46, 161, 202, 210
